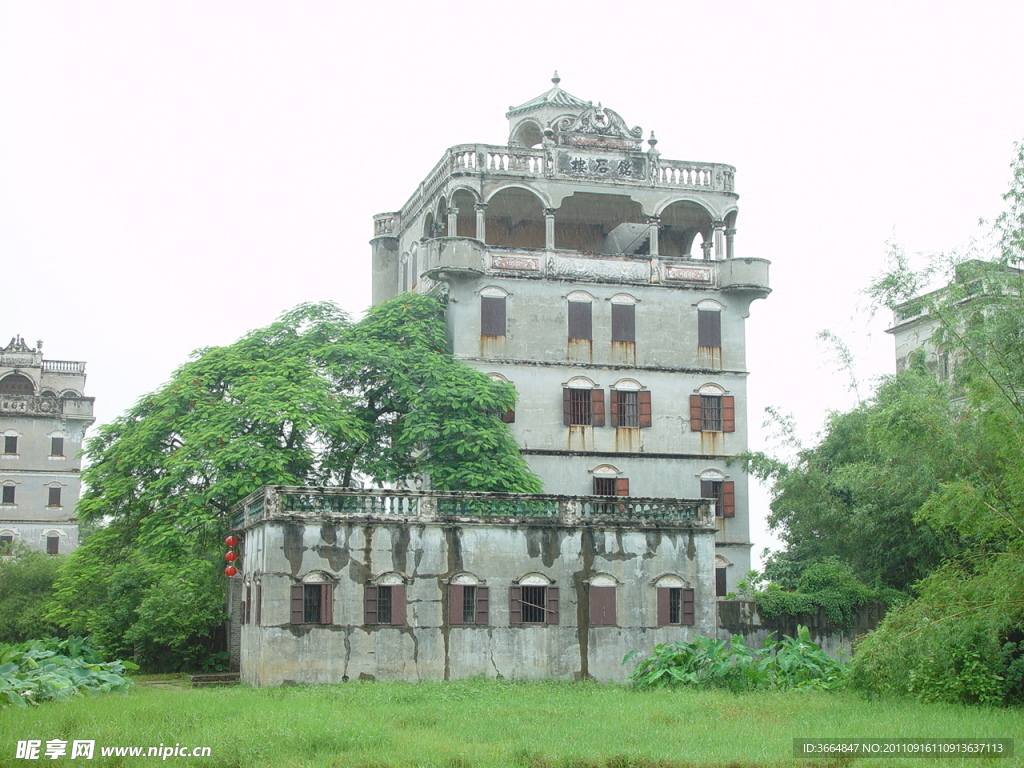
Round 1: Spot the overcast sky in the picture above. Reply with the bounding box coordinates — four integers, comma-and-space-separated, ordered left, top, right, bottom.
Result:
3, 1, 1023, 564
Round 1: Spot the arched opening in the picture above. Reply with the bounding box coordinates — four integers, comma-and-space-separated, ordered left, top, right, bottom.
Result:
0, 374, 34, 395
422, 211, 435, 240
555, 192, 646, 255
659, 200, 714, 259
451, 189, 477, 238
434, 196, 448, 237
510, 119, 544, 149
485, 187, 545, 249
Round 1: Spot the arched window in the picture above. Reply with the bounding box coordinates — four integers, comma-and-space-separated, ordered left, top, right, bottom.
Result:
563, 377, 604, 427
365, 572, 407, 626
567, 291, 593, 342
591, 464, 627, 497
511, 573, 557, 625
448, 572, 489, 626
689, 385, 734, 433
589, 574, 618, 627
480, 286, 508, 337
699, 469, 735, 519
0, 374, 33, 395
696, 300, 723, 349
610, 378, 651, 429
654, 574, 694, 626
290, 571, 334, 625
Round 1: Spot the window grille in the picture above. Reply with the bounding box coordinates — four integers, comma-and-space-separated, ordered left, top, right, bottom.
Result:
668, 587, 682, 624
377, 585, 393, 625
462, 585, 476, 624
303, 585, 322, 623
569, 389, 592, 425
520, 586, 546, 623
701, 395, 722, 431
616, 390, 639, 427
594, 477, 617, 496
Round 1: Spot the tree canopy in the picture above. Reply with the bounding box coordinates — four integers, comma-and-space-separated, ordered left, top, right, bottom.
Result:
50, 293, 540, 667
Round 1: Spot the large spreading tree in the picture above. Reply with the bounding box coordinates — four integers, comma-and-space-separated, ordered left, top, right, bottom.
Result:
50, 293, 540, 667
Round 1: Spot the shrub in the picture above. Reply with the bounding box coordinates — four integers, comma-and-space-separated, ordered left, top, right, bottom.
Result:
0, 545, 65, 643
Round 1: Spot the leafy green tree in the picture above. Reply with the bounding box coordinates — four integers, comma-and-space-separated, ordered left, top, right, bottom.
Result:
0, 545, 65, 643
50, 293, 539, 668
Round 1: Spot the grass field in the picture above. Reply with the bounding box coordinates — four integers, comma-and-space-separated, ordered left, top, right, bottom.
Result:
0, 678, 1019, 768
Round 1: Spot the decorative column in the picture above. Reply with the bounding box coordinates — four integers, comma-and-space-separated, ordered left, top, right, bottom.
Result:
446, 207, 458, 237
713, 221, 725, 260
544, 208, 557, 250
725, 228, 737, 259
475, 203, 488, 243
701, 239, 714, 260
647, 215, 661, 257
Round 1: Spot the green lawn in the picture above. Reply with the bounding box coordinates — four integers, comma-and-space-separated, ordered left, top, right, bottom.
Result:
0, 679, 1019, 767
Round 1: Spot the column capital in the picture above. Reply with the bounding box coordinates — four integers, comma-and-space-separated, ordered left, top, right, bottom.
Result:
543, 208, 557, 217
474, 202, 488, 212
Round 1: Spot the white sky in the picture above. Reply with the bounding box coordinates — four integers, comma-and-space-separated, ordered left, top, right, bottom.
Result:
4, 1, 1023, 566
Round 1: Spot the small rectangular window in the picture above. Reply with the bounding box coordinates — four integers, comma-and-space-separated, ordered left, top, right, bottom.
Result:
3, 436, 17, 454
449, 584, 490, 626
567, 301, 592, 341
290, 583, 333, 625
616, 390, 639, 427
481, 296, 506, 336
698, 309, 722, 348
716, 568, 728, 597
1, 533, 13, 555
700, 479, 735, 518
51, 437, 64, 457
567, 389, 592, 426
701, 396, 722, 432
657, 586, 695, 626
48, 487, 61, 507
594, 477, 617, 496
2, 486, 14, 504
611, 303, 635, 343
47, 535, 60, 555
364, 584, 406, 626
521, 586, 546, 623
377, 585, 393, 625
511, 585, 558, 625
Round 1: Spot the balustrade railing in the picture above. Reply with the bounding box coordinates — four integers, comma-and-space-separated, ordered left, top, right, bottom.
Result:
40, 360, 86, 373
231, 486, 713, 529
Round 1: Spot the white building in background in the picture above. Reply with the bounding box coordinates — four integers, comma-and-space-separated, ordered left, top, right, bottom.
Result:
0, 335, 95, 555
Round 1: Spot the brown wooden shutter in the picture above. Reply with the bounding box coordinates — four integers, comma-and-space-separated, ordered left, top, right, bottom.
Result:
51, 437, 64, 456
501, 409, 515, 423
481, 296, 506, 336
392, 584, 406, 626
716, 568, 727, 597
591, 389, 605, 427
615, 478, 630, 496
722, 481, 735, 518
476, 585, 489, 625
568, 301, 592, 340
254, 584, 262, 626
321, 584, 333, 624
682, 588, 695, 626
562, 389, 572, 426
638, 390, 652, 428
546, 586, 559, 625
610, 390, 620, 426
244, 585, 252, 625
364, 585, 378, 625
509, 586, 523, 624
449, 584, 464, 625
290, 584, 304, 624
689, 395, 703, 431
698, 309, 721, 347
723, 396, 736, 432
657, 587, 670, 626
589, 586, 616, 626
611, 303, 635, 343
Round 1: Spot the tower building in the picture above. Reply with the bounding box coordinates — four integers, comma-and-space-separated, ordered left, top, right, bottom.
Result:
0, 336, 95, 555
371, 77, 770, 591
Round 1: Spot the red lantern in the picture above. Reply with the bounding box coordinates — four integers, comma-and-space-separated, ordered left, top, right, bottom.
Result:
224, 565, 237, 577
225, 535, 238, 547
225, 551, 238, 562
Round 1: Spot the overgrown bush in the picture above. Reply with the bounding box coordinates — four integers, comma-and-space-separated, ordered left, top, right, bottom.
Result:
625, 626, 846, 692
0, 545, 65, 643
754, 560, 878, 627
0, 637, 136, 708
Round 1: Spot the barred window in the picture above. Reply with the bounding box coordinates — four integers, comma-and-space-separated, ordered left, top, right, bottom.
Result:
616, 390, 639, 427
701, 396, 722, 431
569, 388, 592, 425
520, 586, 547, 623
3, 436, 16, 454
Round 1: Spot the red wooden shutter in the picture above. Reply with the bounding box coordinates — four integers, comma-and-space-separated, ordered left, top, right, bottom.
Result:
392, 584, 407, 626
476, 586, 489, 625
682, 588, 695, 626
610, 390, 620, 427
591, 389, 605, 427
562, 389, 572, 426
589, 586, 616, 626
546, 586, 559, 625
254, 584, 262, 626
290, 584, 304, 624
615, 478, 630, 496
509, 586, 523, 624
364, 585, 378, 625
657, 587, 670, 626
449, 584, 464, 625
638, 390, 652, 428
723, 396, 736, 432
689, 395, 703, 431
722, 481, 736, 518
321, 583, 333, 624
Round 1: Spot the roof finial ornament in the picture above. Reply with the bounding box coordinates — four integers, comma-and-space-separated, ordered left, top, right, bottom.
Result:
551, 71, 561, 86
648, 131, 658, 148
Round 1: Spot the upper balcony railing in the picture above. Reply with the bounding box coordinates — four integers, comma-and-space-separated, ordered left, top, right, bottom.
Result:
41, 360, 86, 374
230, 486, 716, 531
397, 144, 737, 226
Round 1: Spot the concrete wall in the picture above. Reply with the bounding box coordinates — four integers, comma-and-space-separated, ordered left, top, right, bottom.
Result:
717, 600, 888, 661
239, 517, 716, 686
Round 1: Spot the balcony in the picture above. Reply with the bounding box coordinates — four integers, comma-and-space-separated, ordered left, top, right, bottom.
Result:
230, 486, 716, 531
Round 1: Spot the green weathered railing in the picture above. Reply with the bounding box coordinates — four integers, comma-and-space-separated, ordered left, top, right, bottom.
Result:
435, 496, 558, 518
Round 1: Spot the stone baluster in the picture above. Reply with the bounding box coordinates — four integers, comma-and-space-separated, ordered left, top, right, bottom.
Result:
544, 208, 557, 250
